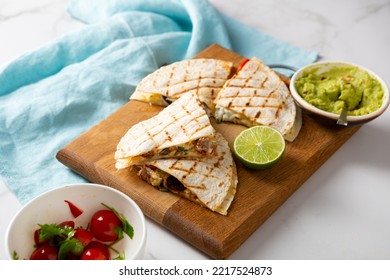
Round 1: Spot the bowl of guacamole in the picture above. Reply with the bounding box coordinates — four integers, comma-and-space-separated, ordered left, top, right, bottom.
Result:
290, 61, 389, 126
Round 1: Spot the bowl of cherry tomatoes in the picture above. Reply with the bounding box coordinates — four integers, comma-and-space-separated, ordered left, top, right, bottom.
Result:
5, 183, 146, 260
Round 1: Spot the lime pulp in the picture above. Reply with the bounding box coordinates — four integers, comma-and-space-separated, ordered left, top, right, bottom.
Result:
233, 126, 286, 170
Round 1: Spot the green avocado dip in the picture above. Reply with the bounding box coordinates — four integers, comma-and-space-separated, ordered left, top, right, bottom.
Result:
295, 65, 384, 116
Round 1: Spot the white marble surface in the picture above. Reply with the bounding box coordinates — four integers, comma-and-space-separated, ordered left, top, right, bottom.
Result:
1, 0, 390, 260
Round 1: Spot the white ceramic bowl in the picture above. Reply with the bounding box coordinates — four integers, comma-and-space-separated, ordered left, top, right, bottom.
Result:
290, 61, 390, 126
5, 183, 146, 260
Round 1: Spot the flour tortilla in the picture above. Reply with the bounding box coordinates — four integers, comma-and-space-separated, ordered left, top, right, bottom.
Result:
115, 92, 217, 169
137, 132, 237, 215
214, 57, 299, 141
131, 58, 233, 111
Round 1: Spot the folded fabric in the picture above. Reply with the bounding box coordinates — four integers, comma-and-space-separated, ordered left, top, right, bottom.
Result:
0, 0, 318, 205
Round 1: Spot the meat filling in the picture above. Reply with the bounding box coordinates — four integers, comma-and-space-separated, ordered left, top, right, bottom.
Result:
137, 165, 204, 206
137, 165, 185, 192
195, 137, 216, 155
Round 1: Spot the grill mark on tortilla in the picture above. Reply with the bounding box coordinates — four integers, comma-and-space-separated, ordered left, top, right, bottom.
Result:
260, 99, 270, 110
220, 101, 281, 109
225, 85, 265, 90
140, 77, 228, 95
195, 74, 202, 95
143, 102, 203, 141
141, 61, 231, 92
168, 164, 221, 180
128, 95, 213, 154
165, 76, 228, 87
183, 68, 189, 90
167, 82, 226, 99
192, 124, 212, 137
189, 161, 198, 173
260, 76, 269, 87
210, 88, 215, 99
218, 94, 281, 99
168, 65, 176, 87
187, 184, 206, 190
165, 64, 176, 96
142, 123, 158, 147
274, 101, 285, 120
164, 130, 172, 142
179, 124, 187, 136
268, 88, 277, 98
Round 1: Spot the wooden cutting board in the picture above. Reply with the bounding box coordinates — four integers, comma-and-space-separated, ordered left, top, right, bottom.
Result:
56, 44, 360, 259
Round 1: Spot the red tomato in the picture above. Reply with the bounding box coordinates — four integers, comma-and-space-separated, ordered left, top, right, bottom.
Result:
33, 229, 46, 246
59, 220, 75, 228
64, 200, 83, 218
90, 210, 122, 242
85, 241, 110, 260
81, 249, 108, 260
30, 244, 58, 260
73, 228, 94, 247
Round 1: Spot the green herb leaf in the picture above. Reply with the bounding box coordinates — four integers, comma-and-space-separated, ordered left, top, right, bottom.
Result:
102, 203, 134, 239
112, 251, 126, 260
12, 251, 19, 260
121, 219, 134, 239
178, 146, 187, 151
58, 238, 84, 260
39, 224, 75, 245
115, 226, 124, 240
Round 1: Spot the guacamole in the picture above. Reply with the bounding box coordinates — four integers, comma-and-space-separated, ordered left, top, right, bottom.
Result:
295, 65, 384, 116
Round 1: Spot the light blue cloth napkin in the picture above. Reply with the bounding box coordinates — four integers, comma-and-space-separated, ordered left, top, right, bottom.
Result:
0, 0, 318, 205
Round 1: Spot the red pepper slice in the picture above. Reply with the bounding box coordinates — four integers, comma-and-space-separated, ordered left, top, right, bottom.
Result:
64, 200, 84, 218
236, 58, 250, 72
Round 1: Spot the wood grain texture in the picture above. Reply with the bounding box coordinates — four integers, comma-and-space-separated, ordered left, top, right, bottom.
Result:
56, 44, 360, 259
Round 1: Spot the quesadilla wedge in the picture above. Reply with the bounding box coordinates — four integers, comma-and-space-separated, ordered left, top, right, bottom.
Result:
130, 58, 233, 111
115, 92, 218, 169
214, 57, 300, 141
136, 132, 237, 215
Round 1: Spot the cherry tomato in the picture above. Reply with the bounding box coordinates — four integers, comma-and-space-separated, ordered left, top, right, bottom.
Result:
81, 249, 108, 260
30, 244, 58, 260
59, 220, 75, 228
84, 241, 110, 260
90, 209, 122, 242
73, 228, 94, 247
33, 229, 46, 246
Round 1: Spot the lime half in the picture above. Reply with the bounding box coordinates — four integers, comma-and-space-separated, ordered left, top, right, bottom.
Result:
233, 126, 286, 170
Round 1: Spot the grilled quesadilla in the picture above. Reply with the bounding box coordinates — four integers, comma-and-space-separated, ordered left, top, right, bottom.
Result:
130, 58, 233, 111
214, 57, 300, 141
115, 92, 217, 169
136, 132, 237, 215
